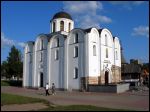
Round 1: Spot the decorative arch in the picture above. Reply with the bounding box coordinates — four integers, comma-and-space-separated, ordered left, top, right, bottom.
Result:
100, 28, 113, 47
60, 21, 64, 31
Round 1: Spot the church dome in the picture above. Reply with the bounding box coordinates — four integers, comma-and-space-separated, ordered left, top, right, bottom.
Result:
52, 11, 73, 20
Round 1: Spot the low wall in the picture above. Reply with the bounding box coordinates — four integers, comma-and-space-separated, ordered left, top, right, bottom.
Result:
88, 83, 129, 93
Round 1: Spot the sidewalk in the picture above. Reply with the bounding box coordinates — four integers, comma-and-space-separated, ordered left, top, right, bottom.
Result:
1, 86, 149, 111
1, 103, 48, 111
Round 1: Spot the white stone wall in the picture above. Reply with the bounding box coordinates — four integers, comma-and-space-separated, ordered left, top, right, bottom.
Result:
23, 42, 34, 87
100, 29, 114, 83
114, 37, 121, 67
34, 34, 48, 88
86, 28, 100, 77
48, 34, 65, 89
66, 29, 85, 90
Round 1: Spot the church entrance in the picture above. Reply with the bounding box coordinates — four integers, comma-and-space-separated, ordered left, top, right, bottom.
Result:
105, 71, 109, 84
40, 72, 43, 87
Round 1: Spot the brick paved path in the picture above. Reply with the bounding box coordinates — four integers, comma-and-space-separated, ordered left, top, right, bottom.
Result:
1, 86, 149, 111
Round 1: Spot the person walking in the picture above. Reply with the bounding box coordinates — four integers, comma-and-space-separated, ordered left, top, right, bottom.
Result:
52, 83, 55, 95
45, 83, 50, 96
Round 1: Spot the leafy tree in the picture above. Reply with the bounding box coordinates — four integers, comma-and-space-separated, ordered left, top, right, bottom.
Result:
6, 45, 23, 80
1, 61, 9, 79
142, 63, 149, 73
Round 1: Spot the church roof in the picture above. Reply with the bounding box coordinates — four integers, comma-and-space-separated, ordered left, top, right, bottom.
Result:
52, 11, 73, 20
98, 29, 103, 33
84, 28, 92, 33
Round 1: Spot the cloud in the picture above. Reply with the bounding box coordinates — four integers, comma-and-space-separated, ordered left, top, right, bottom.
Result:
131, 26, 149, 38
109, 1, 146, 10
63, 1, 112, 29
1, 32, 25, 49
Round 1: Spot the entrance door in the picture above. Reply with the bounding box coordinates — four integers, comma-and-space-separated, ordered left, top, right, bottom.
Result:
40, 73, 43, 87
105, 71, 109, 84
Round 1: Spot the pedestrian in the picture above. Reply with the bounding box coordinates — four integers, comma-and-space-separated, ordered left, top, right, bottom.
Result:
45, 83, 50, 96
52, 83, 55, 95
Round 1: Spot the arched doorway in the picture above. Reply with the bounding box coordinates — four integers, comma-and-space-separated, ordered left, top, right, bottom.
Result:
105, 71, 109, 84
40, 72, 43, 87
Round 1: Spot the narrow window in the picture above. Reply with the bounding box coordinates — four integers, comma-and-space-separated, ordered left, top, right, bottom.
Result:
29, 54, 32, 63
40, 52, 43, 62
41, 40, 44, 50
53, 22, 55, 32
74, 33, 78, 43
56, 38, 59, 47
55, 50, 59, 60
93, 45, 96, 56
106, 48, 108, 58
74, 46, 78, 57
74, 67, 78, 79
116, 51, 118, 60
105, 34, 108, 46
69, 23, 71, 32
60, 21, 64, 31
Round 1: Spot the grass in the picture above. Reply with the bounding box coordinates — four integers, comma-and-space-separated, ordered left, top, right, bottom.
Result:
39, 105, 134, 111
1, 80, 22, 87
1, 93, 49, 105
1, 93, 134, 111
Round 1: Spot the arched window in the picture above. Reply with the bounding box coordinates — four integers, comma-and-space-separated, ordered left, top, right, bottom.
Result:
60, 21, 64, 31
41, 40, 43, 50
74, 33, 78, 43
29, 54, 32, 63
56, 38, 59, 47
74, 67, 78, 79
106, 48, 108, 58
55, 50, 59, 60
105, 34, 108, 46
53, 22, 55, 32
74, 46, 78, 57
40, 52, 43, 62
69, 23, 71, 32
93, 45, 96, 56
116, 51, 118, 60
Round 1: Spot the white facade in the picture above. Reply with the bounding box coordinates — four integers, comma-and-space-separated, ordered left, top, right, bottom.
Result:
23, 11, 121, 91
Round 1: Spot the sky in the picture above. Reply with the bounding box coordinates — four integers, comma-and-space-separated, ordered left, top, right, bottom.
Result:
1, 1, 149, 63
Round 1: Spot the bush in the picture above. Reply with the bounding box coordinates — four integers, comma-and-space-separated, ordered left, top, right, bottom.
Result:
1, 80, 22, 87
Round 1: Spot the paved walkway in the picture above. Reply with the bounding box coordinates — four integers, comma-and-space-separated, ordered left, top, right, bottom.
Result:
1, 103, 48, 111
1, 86, 149, 111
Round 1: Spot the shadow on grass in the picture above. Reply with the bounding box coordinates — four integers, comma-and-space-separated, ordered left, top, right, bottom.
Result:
1, 80, 22, 87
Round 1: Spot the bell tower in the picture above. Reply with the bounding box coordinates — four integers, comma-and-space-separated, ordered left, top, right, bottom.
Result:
50, 11, 74, 33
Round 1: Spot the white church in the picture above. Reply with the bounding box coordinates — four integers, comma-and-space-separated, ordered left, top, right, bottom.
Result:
23, 11, 121, 91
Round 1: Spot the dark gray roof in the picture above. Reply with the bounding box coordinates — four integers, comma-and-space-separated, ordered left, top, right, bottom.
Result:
52, 11, 72, 20
84, 28, 92, 33
98, 29, 103, 33
122, 63, 141, 73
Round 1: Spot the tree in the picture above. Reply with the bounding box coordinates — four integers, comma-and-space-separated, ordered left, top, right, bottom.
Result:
1, 61, 9, 79
6, 45, 23, 80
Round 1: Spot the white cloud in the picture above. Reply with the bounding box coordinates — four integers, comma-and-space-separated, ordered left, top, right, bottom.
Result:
109, 1, 146, 10
63, 1, 112, 29
1, 32, 25, 49
131, 26, 149, 38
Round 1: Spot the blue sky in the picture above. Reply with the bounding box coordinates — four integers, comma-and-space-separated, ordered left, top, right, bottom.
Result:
1, 1, 149, 63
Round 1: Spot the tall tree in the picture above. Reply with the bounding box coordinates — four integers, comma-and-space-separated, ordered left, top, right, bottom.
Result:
6, 45, 23, 80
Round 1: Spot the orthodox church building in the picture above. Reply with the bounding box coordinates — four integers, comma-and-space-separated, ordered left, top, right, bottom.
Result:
23, 11, 121, 91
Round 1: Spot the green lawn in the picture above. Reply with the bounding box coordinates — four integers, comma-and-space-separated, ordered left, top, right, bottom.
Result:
1, 93, 48, 105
